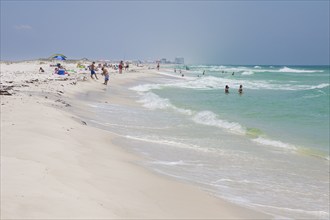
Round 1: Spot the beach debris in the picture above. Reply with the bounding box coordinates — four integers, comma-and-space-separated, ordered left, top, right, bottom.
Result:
25, 79, 39, 84
0, 85, 14, 95
1, 85, 14, 90
0, 90, 12, 95
81, 121, 87, 125
55, 99, 71, 107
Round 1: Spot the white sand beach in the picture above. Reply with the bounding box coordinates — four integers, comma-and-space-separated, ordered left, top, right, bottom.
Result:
0, 60, 270, 219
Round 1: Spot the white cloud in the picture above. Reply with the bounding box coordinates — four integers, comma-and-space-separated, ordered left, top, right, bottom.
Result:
14, 25, 32, 30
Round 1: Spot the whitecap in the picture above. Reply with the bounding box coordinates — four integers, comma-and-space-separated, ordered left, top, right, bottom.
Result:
279, 67, 323, 73
310, 83, 329, 89
241, 71, 254, 75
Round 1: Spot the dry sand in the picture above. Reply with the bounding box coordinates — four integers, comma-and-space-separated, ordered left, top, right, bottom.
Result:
0, 60, 270, 219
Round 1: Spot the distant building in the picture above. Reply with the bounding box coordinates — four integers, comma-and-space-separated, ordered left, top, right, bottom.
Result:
174, 57, 184, 64
160, 58, 167, 64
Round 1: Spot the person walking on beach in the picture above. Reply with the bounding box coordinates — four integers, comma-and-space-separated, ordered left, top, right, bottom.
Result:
238, 85, 243, 94
157, 62, 160, 70
101, 67, 109, 85
119, 61, 123, 74
225, 85, 229, 94
90, 62, 99, 80
125, 62, 129, 71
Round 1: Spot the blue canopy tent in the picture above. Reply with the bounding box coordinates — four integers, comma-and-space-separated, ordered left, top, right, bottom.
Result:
49, 54, 67, 61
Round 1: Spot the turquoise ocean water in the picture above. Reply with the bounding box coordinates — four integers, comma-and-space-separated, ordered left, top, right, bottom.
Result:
85, 65, 329, 219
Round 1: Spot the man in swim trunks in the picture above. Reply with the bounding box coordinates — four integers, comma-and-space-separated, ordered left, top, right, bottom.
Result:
90, 62, 98, 80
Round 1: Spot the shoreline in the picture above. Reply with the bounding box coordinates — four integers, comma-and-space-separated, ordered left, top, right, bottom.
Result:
1, 61, 271, 219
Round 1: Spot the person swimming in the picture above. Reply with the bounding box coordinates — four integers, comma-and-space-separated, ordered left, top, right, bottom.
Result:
225, 85, 229, 93
238, 85, 243, 94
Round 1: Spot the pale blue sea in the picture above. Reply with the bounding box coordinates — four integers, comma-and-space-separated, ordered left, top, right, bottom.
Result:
81, 65, 329, 219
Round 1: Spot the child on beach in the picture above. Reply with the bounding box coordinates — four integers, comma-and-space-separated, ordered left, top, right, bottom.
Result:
101, 67, 109, 85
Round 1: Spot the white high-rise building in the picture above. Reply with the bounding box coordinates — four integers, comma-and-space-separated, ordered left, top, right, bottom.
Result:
174, 57, 184, 64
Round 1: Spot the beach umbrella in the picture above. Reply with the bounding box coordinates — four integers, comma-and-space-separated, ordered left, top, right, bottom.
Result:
53, 55, 66, 60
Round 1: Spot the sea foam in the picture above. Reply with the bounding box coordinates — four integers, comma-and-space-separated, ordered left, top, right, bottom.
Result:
192, 111, 246, 135
252, 137, 297, 151
137, 91, 193, 115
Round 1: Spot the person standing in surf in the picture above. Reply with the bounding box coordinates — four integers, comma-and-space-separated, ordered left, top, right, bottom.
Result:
225, 85, 229, 94
238, 85, 243, 94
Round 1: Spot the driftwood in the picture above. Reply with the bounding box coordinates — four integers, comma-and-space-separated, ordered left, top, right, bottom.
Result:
0, 85, 14, 95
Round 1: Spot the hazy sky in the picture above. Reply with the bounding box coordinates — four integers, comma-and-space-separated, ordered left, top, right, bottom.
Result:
1, 0, 329, 65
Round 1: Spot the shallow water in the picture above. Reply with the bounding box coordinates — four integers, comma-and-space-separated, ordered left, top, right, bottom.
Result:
79, 65, 329, 219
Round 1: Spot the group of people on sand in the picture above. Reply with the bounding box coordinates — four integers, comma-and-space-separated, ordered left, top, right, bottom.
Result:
89, 62, 109, 85
225, 85, 243, 94
89, 60, 130, 85
40, 60, 132, 86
